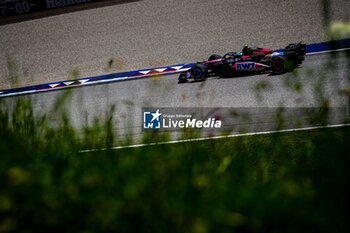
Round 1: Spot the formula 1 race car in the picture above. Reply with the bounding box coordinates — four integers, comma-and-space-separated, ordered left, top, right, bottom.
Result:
178, 42, 306, 83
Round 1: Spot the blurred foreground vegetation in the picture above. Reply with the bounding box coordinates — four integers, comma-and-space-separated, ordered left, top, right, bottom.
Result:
0, 98, 350, 233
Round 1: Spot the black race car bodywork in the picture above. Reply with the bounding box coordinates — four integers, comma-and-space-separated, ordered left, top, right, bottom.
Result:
178, 42, 306, 83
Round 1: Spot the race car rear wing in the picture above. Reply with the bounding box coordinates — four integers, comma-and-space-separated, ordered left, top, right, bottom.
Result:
284, 42, 306, 56
283, 42, 306, 62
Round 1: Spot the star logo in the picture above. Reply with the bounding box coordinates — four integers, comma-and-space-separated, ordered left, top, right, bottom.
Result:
143, 109, 162, 129
150, 109, 162, 122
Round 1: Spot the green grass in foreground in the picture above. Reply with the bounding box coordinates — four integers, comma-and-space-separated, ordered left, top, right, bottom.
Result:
0, 98, 350, 233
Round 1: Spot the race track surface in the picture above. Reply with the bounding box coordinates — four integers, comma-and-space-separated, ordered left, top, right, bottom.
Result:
0, 0, 349, 89
3, 52, 349, 141
1, 0, 349, 143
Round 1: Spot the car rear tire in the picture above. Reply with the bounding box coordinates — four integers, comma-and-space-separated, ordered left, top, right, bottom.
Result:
271, 58, 285, 74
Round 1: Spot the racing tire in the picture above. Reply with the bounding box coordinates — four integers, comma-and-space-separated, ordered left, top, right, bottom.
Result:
271, 58, 285, 74
178, 73, 188, 83
191, 64, 208, 81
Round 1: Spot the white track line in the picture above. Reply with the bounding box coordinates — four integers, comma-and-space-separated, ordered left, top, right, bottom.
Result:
80, 123, 350, 152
